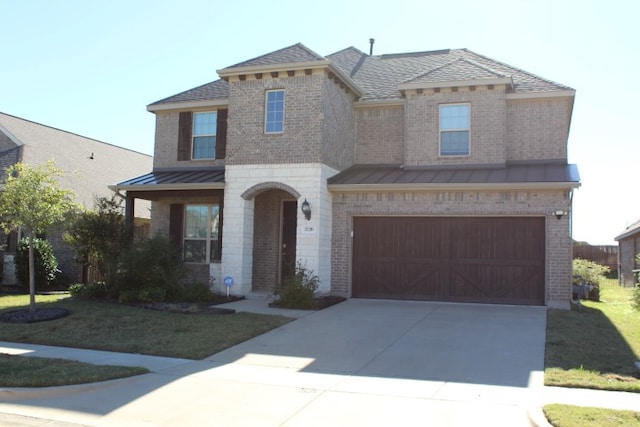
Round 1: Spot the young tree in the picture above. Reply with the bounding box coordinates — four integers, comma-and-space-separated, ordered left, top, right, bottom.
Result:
0, 161, 76, 317
65, 195, 130, 284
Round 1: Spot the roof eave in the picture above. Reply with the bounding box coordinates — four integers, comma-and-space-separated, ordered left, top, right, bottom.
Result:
217, 59, 331, 78
328, 181, 581, 192
327, 63, 364, 97
506, 90, 576, 100
614, 226, 640, 241
147, 99, 229, 113
109, 182, 226, 192
398, 77, 514, 91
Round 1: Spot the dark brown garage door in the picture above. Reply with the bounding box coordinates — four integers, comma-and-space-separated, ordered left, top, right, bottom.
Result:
352, 217, 545, 305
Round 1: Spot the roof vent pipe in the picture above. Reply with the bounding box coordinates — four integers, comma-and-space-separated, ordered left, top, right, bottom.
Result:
369, 38, 375, 55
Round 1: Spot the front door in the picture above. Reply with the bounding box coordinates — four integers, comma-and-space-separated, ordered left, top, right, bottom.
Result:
280, 201, 297, 282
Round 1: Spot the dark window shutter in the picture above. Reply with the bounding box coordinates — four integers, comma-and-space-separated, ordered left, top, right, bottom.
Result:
216, 109, 227, 159
178, 112, 192, 161
169, 204, 184, 249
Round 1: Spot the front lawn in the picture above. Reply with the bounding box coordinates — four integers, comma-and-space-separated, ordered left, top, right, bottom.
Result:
0, 353, 148, 387
0, 294, 292, 359
545, 279, 640, 392
543, 404, 640, 427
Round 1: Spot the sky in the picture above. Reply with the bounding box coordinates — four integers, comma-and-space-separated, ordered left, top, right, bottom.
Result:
1, 0, 638, 245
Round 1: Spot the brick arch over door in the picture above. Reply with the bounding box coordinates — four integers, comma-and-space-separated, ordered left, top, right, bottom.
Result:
241, 182, 301, 200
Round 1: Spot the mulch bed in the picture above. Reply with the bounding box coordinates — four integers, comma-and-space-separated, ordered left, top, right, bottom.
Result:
139, 302, 236, 315
270, 295, 346, 310
0, 307, 70, 324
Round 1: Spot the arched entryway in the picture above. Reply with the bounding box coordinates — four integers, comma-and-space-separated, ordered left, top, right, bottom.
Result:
242, 183, 300, 293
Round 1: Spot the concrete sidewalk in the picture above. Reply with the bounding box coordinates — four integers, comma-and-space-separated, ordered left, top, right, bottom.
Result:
0, 299, 638, 427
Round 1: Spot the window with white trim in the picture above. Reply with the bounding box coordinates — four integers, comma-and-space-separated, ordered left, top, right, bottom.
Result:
183, 204, 220, 262
440, 104, 470, 156
265, 89, 285, 133
192, 111, 217, 159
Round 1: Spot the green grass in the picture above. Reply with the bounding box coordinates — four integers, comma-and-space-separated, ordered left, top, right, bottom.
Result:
0, 293, 292, 387
545, 279, 640, 392
0, 353, 148, 387
0, 294, 292, 359
543, 404, 640, 427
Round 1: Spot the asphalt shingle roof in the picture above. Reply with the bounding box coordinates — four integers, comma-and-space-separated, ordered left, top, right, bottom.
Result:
0, 112, 153, 217
151, 44, 573, 106
224, 43, 326, 69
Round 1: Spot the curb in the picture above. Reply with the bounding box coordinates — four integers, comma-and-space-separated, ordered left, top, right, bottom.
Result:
528, 407, 552, 427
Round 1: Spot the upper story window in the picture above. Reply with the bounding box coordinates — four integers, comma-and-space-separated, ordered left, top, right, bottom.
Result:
265, 89, 285, 134
440, 104, 470, 156
192, 111, 217, 159
183, 204, 221, 262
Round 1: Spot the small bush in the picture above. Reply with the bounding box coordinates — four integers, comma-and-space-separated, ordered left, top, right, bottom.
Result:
69, 282, 112, 300
15, 237, 60, 289
573, 259, 610, 301
175, 282, 213, 303
273, 261, 319, 309
112, 234, 185, 303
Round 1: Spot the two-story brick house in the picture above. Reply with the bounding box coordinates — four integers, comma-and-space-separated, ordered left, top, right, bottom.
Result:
114, 43, 580, 308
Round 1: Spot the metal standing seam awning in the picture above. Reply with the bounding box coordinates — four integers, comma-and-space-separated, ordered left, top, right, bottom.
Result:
109, 168, 226, 221
327, 162, 581, 191
110, 168, 226, 193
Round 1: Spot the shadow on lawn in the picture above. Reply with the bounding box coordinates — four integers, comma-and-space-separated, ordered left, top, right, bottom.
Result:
546, 304, 639, 379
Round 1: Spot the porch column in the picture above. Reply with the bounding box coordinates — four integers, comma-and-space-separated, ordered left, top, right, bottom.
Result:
221, 194, 254, 296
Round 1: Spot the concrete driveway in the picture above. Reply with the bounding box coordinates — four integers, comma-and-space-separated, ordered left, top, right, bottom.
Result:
0, 299, 547, 426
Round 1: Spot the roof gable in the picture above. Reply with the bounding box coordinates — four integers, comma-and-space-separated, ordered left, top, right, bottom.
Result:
222, 43, 325, 70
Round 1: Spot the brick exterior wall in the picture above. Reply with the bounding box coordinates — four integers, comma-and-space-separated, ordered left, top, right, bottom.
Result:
404, 86, 507, 166
355, 105, 405, 164
507, 97, 570, 161
618, 236, 639, 287
225, 73, 325, 166
153, 111, 225, 170
321, 77, 357, 170
331, 189, 573, 308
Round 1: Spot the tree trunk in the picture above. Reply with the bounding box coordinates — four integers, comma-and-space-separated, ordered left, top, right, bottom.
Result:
28, 232, 36, 320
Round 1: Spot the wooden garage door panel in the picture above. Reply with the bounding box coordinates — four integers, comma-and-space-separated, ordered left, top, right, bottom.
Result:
352, 217, 545, 305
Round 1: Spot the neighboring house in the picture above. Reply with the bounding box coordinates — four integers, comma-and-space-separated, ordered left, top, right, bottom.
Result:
113, 43, 580, 308
615, 220, 640, 287
0, 112, 153, 284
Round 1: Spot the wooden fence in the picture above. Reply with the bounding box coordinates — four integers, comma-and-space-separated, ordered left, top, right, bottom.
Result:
573, 242, 618, 276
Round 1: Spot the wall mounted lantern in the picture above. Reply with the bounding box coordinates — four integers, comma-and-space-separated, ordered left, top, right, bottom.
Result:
553, 210, 568, 220
301, 199, 311, 221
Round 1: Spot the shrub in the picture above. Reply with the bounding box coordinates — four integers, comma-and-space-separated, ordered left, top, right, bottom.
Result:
112, 234, 185, 303
175, 282, 213, 303
573, 258, 611, 301
69, 282, 112, 300
64, 196, 130, 284
14, 237, 59, 289
273, 261, 319, 309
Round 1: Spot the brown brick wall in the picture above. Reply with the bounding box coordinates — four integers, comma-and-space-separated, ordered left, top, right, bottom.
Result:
153, 111, 225, 169
355, 105, 405, 164
618, 236, 639, 287
225, 74, 325, 165
404, 86, 507, 166
321, 78, 357, 170
507, 98, 570, 161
